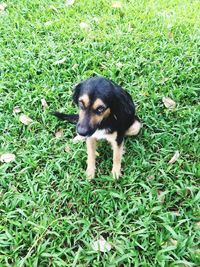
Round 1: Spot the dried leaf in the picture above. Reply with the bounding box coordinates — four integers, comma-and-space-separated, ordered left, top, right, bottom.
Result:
162, 96, 176, 109
157, 190, 165, 204
170, 239, 177, 246
72, 63, 79, 70
0, 153, 15, 163
64, 145, 70, 152
112, 2, 122, 8
44, 21, 53, 26
41, 98, 48, 109
0, 3, 7, 11
195, 221, 200, 228
168, 151, 180, 164
80, 22, 90, 30
49, 5, 58, 12
19, 114, 33, 125
13, 106, 21, 113
65, 0, 75, 6
116, 62, 123, 68
167, 32, 173, 38
54, 58, 66, 65
55, 129, 63, 139
91, 237, 112, 252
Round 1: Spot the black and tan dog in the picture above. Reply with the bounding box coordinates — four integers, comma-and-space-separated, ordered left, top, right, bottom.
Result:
52, 76, 141, 179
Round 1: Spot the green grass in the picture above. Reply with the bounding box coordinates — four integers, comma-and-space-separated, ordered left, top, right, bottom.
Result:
0, 0, 200, 266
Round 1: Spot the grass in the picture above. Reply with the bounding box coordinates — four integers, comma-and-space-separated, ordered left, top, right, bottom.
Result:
0, 0, 200, 266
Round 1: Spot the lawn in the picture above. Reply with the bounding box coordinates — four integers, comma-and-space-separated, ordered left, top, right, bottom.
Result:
0, 0, 200, 266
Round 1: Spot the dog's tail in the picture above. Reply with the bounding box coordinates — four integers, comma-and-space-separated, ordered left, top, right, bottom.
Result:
51, 112, 79, 124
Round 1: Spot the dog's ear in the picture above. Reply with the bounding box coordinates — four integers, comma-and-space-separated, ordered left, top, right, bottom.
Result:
72, 82, 82, 105
110, 85, 135, 118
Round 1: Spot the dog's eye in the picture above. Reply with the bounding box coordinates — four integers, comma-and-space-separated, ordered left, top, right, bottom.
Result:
79, 101, 85, 110
95, 106, 106, 114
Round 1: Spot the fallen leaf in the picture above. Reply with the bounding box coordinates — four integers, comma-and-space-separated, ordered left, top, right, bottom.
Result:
162, 96, 176, 109
91, 237, 112, 252
44, 21, 53, 26
41, 98, 48, 109
54, 58, 66, 65
72, 63, 79, 70
64, 145, 70, 152
168, 151, 180, 164
49, 5, 58, 12
157, 190, 165, 204
55, 129, 63, 139
116, 62, 123, 68
195, 221, 200, 228
167, 32, 173, 38
147, 175, 155, 180
13, 106, 21, 113
0, 153, 15, 163
65, 0, 75, 6
0, 3, 7, 11
112, 2, 122, 8
19, 114, 33, 125
80, 22, 90, 29
169, 239, 177, 246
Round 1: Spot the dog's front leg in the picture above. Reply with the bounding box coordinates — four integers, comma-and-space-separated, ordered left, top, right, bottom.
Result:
111, 140, 123, 179
86, 137, 97, 179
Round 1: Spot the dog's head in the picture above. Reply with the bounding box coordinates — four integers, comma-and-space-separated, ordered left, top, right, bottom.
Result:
72, 77, 120, 137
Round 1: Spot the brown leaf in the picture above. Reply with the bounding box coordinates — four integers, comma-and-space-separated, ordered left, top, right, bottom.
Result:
112, 2, 122, 8
41, 98, 48, 109
168, 151, 180, 164
157, 190, 165, 204
0, 153, 15, 163
19, 114, 33, 125
54, 58, 66, 65
65, 0, 75, 6
55, 129, 63, 139
64, 145, 70, 152
13, 106, 21, 113
162, 96, 176, 109
0, 3, 7, 11
167, 32, 173, 38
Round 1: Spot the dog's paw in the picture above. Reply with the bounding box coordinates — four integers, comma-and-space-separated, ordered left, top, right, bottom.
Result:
111, 167, 121, 179
86, 168, 95, 180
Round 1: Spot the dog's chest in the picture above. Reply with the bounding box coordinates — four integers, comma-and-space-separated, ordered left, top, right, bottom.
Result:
91, 129, 107, 140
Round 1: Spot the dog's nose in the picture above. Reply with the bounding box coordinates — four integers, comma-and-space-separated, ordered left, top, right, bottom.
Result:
77, 125, 89, 137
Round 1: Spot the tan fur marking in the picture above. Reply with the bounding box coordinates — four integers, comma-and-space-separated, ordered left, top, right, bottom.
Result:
92, 98, 105, 110
86, 137, 96, 179
90, 108, 111, 127
125, 120, 142, 136
106, 132, 123, 179
78, 109, 85, 122
79, 94, 90, 108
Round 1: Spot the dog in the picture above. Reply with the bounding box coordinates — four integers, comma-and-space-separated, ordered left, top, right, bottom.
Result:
52, 76, 141, 179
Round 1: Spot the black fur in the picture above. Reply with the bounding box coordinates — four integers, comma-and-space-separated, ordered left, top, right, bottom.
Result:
52, 77, 140, 145
51, 112, 78, 124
